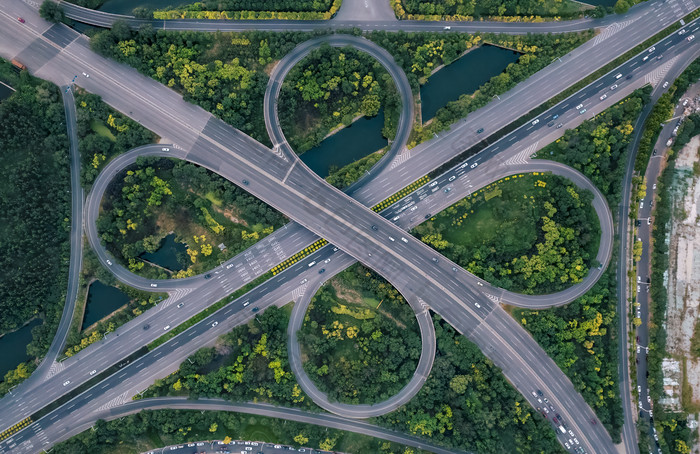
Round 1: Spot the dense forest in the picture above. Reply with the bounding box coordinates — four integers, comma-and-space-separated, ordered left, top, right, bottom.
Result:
366, 31, 594, 143
299, 264, 421, 404
90, 26, 330, 145
52, 409, 423, 454
0, 62, 71, 393
414, 173, 599, 294
75, 91, 156, 187
326, 149, 385, 190
97, 157, 286, 278
279, 44, 400, 152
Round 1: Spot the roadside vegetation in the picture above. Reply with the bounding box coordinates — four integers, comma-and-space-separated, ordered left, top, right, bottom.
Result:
278, 44, 400, 153
414, 173, 599, 294
153, 0, 342, 20
75, 91, 156, 188
299, 264, 421, 404
51, 409, 423, 454
366, 31, 594, 145
0, 61, 71, 395
326, 149, 385, 190
392, 0, 587, 21
61, 249, 166, 359
96, 157, 286, 278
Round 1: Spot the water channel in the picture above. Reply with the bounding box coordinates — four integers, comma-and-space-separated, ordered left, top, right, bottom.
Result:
0, 318, 42, 379
140, 233, 187, 272
420, 44, 520, 121
0, 82, 14, 102
98, 0, 187, 14
300, 110, 387, 178
82, 280, 131, 330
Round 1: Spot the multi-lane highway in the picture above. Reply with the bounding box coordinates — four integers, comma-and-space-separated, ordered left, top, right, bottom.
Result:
0, 0, 698, 452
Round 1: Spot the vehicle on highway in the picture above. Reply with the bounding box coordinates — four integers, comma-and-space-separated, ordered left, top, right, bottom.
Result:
388, 236, 395, 242
63, 380, 70, 386
318, 268, 325, 274
226, 263, 234, 269
164, 325, 170, 330
371, 224, 378, 231
448, 175, 456, 182
679, 29, 687, 35
579, 109, 587, 114
600, 94, 607, 100
615, 73, 622, 79
443, 26, 451, 30
547, 121, 554, 127
161, 147, 169, 151
476, 128, 484, 134
106, 259, 112, 265
252, 307, 259, 313
575, 103, 584, 110
643, 55, 650, 62
242, 179, 249, 186
429, 181, 438, 187
470, 162, 478, 168
211, 321, 218, 327
648, 46, 656, 53
610, 84, 618, 90
89, 370, 96, 376
177, 302, 184, 308
401, 237, 408, 243
531, 119, 539, 126
663, 81, 669, 88
626, 74, 633, 80
204, 273, 211, 279
688, 35, 696, 42
474, 302, 481, 308
307, 261, 316, 267
324, 258, 331, 263
552, 114, 559, 120
17, 17, 25, 23
653, 183, 657, 190
432, 257, 439, 263
151, 283, 157, 287
243, 301, 250, 307
656, 54, 663, 60
143, 324, 150, 330
557, 123, 563, 129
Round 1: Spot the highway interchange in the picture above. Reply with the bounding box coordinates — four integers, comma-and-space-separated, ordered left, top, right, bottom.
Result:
0, 0, 699, 452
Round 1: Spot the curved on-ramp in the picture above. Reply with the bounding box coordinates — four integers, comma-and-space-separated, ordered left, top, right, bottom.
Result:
80, 397, 466, 454
263, 33, 414, 192
287, 274, 435, 418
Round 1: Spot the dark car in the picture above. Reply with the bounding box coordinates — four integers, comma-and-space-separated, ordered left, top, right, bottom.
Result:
143, 324, 150, 330
242, 179, 249, 186
547, 121, 554, 127
17, 17, 25, 23
319, 268, 326, 274
204, 273, 211, 279
476, 128, 484, 134
252, 307, 259, 313
371, 225, 378, 231
626, 74, 633, 79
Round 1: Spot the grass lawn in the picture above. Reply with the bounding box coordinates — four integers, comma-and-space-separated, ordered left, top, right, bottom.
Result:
89, 118, 116, 141
241, 422, 280, 444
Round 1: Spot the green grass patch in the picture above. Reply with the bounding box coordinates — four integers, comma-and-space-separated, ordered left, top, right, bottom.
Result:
241, 423, 280, 444
204, 191, 223, 206
89, 118, 116, 141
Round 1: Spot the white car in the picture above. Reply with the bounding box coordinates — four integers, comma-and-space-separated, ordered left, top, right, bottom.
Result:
89, 369, 97, 376
324, 258, 331, 263
177, 302, 184, 308
226, 263, 234, 269
164, 325, 170, 330
600, 94, 607, 100
688, 35, 696, 42
300, 279, 307, 285
662, 81, 669, 89
63, 380, 71, 386
575, 103, 584, 110
470, 162, 478, 169
531, 119, 540, 126
243, 301, 250, 307
150, 283, 158, 288
161, 147, 170, 151
211, 321, 218, 327
610, 84, 618, 90
642, 55, 650, 62
638, 385, 642, 393
475, 302, 481, 308
648, 46, 655, 53
106, 259, 113, 266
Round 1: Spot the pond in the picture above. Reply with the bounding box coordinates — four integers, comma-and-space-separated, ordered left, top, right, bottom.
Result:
301, 110, 387, 178
420, 44, 520, 122
0, 318, 42, 379
82, 280, 131, 330
98, 0, 189, 15
140, 233, 187, 272
0, 82, 14, 102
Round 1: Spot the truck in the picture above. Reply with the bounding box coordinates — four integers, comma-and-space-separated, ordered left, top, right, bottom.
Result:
11, 59, 26, 70
558, 425, 566, 434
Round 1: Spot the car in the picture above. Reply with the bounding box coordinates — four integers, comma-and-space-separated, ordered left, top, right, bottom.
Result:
552, 114, 559, 120
643, 55, 650, 62
425, 213, 431, 219
164, 325, 170, 330
242, 179, 249, 186
637, 285, 641, 293
470, 162, 478, 168
648, 46, 656, 53
543, 397, 550, 404
308, 261, 316, 267
679, 29, 687, 35
324, 258, 331, 263
432, 257, 439, 263
371, 225, 378, 231
656, 54, 663, 60
388, 236, 395, 242
579, 109, 587, 114
531, 119, 540, 126
652, 149, 657, 156
476, 128, 484, 134
573, 438, 579, 445
688, 35, 696, 42
204, 273, 211, 279
300, 278, 308, 285
161, 147, 170, 151
557, 123, 563, 129
626, 74, 633, 79
252, 307, 259, 312
653, 183, 656, 190
211, 321, 218, 327
654, 433, 659, 441
575, 103, 584, 110
226, 263, 234, 269
640, 201, 644, 209
662, 81, 669, 88
648, 395, 651, 403
89, 369, 97, 376
637, 345, 641, 353
590, 419, 596, 425
638, 276, 641, 283
82, 72, 87, 76
547, 121, 554, 127
318, 268, 325, 274
565, 443, 571, 449
443, 26, 451, 30
106, 259, 113, 266
543, 407, 549, 414
610, 84, 618, 90
444, 187, 452, 193
332, 247, 338, 252
243, 301, 250, 307
649, 409, 653, 417
143, 324, 150, 330
448, 175, 456, 182
600, 94, 607, 101
569, 430, 575, 437
452, 266, 457, 272
151, 283, 158, 288
17, 17, 25, 23
537, 389, 543, 396
177, 302, 184, 308
401, 237, 408, 243
475, 302, 481, 308
429, 181, 438, 187
638, 385, 642, 393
